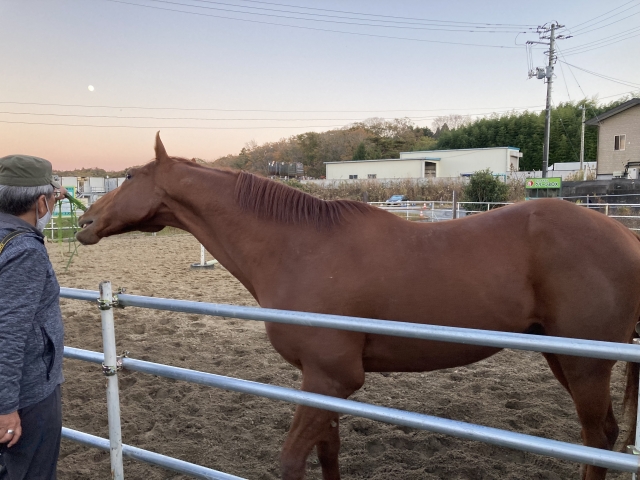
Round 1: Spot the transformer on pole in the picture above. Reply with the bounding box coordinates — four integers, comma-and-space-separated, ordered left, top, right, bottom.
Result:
527, 23, 570, 178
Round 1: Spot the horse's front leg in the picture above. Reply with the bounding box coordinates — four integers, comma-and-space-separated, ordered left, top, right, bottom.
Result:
280, 366, 364, 480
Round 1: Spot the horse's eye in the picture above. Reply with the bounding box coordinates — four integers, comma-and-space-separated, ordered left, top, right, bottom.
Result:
126, 173, 132, 180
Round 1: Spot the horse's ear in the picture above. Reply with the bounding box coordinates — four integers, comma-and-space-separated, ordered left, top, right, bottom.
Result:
154, 131, 169, 161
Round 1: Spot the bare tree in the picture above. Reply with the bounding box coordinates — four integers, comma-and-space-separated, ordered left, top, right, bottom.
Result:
432, 114, 472, 132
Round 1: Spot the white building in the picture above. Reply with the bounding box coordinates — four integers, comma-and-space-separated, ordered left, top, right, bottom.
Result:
55, 176, 126, 205
547, 161, 597, 180
324, 147, 522, 180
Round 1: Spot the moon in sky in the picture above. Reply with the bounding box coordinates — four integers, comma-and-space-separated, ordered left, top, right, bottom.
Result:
88, 85, 95, 92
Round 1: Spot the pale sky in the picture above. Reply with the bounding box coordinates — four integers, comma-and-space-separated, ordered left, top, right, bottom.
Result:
1, 0, 639, 171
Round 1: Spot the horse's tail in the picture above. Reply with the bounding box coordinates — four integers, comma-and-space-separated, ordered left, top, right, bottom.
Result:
622, 328, 639, 451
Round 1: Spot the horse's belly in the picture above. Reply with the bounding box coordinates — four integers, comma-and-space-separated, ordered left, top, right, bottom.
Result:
362, 334, 501, 372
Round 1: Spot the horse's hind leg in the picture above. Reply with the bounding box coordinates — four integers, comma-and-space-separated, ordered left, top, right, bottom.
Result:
551, 355, 617, 480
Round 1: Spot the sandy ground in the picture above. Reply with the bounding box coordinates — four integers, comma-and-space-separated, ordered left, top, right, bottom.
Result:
49, 234, 631, 480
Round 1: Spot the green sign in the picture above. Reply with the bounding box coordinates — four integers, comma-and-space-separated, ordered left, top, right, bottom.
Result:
525, 178, 562, 189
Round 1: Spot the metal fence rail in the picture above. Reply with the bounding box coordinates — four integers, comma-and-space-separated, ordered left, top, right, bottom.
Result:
61, 427, 244, 480
59, 286, 640, 478
60, 288, 640, 363
63, 345, 640, 474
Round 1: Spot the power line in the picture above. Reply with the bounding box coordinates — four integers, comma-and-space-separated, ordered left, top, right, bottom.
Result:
560, 32, 640, 56
569, 5, 640, 35
557, 60, 573, 100
555, 48, 605, 127
598, 90, 640, 100
565, 0, 639, 32
0, 120, 363, 130
551, 99, 580, 162
0, 100, 545, 114
104, 0, 523, 48
182, 0, 530, 31
0, 106, 544, 124
0, 107, 550, 130
562, 26, 640, 52
557, 60, 640, 88
229, 0, 537, 28
141, 0, 528, 33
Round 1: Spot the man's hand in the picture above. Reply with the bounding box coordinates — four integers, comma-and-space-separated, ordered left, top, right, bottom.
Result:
0, 411, 21, 447
53, 186, 67, 202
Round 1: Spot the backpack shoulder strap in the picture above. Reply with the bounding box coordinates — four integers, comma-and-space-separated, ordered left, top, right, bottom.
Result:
0, 230, 30, 257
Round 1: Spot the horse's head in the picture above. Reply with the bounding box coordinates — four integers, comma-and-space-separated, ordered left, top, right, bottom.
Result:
76, 132, 173, 245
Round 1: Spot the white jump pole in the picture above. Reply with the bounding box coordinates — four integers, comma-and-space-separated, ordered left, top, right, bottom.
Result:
190, 243, 216, 269
99, 281, 125, 480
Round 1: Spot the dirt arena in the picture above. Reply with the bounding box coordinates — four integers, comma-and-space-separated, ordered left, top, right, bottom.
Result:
50, 234, 630, 480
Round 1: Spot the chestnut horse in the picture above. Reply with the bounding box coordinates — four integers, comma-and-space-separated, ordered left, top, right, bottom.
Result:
77, 134, 640, 480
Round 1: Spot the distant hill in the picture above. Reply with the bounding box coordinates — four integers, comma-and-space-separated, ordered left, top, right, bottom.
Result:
54, 167, 133, 178
54, 159, 214, 178
54, 96, 638, 179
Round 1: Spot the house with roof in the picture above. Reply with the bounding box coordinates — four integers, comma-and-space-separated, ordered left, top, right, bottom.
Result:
324, 147, 522, 180
585, 98, 640, 179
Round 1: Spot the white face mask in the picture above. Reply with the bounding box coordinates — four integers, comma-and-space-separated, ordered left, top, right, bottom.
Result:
35, 198, 53, 232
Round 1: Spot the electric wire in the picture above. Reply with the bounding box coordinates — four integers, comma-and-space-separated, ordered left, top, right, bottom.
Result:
566, 0, 638, 31
562, 26, 640, 52
138, 0, 528, 33
560, 32, 640, 57
599, 90, 640, 100
180, 0, 530, 31
0, 101, 545, 114
0, 106, 543, 124
227, 0, 537, 28
555, 47, 605, 126
0, 120, 354, 130
551, 99, 580, 162
557, 61, 573, 100
557, 60, 640, 89
104, 0, 523, 48
569, 6, 640, 36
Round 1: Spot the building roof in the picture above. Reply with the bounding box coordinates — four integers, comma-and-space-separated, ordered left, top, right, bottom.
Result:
324, 157, 440, 165
325, 146, 521, 165
406, 146, 520, 154
585, 98, 640, 126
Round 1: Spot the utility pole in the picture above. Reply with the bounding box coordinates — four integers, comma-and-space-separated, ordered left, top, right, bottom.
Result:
541, 23, 556, 179
527, 23, 569, 178
580, 105, 586, 180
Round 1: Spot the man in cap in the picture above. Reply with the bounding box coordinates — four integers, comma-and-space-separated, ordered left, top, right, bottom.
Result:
0, 155, 67, 480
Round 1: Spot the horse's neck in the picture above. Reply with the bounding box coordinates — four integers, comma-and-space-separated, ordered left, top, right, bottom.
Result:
163, 166, 289, 300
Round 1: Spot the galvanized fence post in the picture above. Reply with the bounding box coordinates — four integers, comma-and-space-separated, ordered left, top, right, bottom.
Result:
99, 281, 125, 480
632, 337, 640, 480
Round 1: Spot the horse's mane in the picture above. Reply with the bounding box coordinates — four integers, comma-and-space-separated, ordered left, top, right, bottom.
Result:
234, 172, 375, 228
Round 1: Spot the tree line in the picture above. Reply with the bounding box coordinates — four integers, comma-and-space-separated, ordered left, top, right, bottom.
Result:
214, 96, 635, 177
53, 95, 635, 180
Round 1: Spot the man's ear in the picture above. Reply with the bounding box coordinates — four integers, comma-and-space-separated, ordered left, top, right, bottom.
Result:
37, 194, 53, 217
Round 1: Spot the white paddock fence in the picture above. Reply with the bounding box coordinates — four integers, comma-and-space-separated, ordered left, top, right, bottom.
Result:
373, 199, 640, 231
60, 283, 640, 479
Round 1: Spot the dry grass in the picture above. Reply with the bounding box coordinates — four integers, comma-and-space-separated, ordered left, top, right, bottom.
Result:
288, 178, 526, 203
